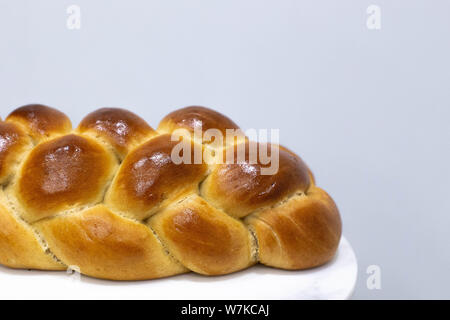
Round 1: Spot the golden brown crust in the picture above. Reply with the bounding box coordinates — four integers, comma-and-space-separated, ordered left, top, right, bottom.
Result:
35, 205, 187, 280
16, 134, 117, 222
246, 187, 342, 269
0, 121, 32, 184
0, 104, 342, 280
105, 134, 208, 221
279, 144, 316, 184
6, 104, 72, 141
149, 195, 254, 275
0, 192, 64, 270
158, 106, 240, 137
201, 142, 311, 218
77, 108, 156, 158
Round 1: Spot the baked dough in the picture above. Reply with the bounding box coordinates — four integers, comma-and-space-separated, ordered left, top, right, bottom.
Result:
0, 104, 341, 280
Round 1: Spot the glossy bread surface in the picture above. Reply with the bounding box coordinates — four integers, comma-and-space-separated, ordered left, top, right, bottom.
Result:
6, 104, 72, 141
201, 141, 312, 218
16, 134, 117, 222
0, 104, 341, 280
0, 122, 32, 184
106, 134, 208, 220
77, 108, 156, 158
158, 106, 240, 136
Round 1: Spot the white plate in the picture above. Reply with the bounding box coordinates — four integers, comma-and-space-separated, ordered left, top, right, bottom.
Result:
0, 236, 357, 300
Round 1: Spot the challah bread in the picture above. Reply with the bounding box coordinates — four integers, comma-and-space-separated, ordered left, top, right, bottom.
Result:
0, 104, 342, 280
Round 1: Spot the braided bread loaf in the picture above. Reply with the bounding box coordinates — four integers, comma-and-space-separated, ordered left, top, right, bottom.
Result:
0, 104, 341, 280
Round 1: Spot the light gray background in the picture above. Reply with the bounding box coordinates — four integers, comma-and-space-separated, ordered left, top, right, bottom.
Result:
0, 0, 449, 299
